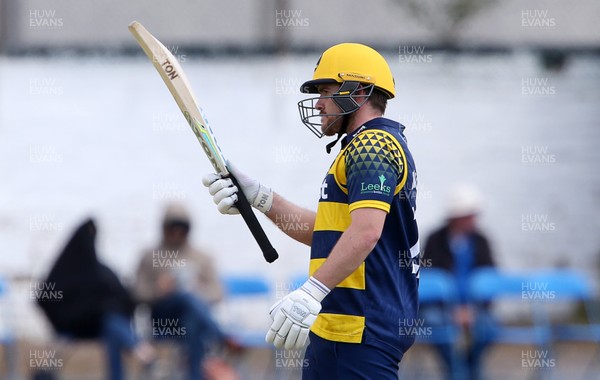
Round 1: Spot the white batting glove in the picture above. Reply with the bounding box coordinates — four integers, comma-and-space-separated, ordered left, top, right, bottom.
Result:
201, 163, 273, 215
265, 277, 330, 349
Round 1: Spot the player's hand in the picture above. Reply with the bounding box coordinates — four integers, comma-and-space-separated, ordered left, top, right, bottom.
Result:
202, 163, 273, 215
265, 277, 330, 349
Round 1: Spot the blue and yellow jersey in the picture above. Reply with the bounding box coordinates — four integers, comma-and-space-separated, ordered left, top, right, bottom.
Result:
310, 117, 420, 356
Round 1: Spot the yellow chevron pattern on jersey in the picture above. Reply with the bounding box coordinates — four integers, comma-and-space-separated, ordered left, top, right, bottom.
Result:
345, 130, 407, 199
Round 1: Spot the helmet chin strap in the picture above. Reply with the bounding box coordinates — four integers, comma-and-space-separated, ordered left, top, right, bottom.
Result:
325, 114, 350, 154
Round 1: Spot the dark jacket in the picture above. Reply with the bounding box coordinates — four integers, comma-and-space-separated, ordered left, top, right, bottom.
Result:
423, 225, 495, 272
36, 218, 135, 338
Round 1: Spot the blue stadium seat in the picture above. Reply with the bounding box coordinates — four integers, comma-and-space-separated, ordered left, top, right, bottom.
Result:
219, 275, 280, 378
223, 276, 271, 297
532, 270, 600, 376
418, 268, 461, 345
220, 275, 273, 348
468, 268, 554, 378
400, 268, 465, 379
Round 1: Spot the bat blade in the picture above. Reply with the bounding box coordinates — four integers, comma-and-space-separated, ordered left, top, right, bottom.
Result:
129, 21, 278, 263
128, 21, 228, 175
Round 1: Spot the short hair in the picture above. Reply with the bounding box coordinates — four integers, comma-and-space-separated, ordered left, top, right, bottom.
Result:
368, 88, 388, 114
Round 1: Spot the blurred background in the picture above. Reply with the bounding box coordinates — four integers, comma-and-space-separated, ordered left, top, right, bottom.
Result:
1, 0, 599, 379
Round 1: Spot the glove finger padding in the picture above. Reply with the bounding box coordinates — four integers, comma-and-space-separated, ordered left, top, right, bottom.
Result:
285, 324, 302, 350
212, 185, 237, 203
273, 315, 294, 348
202, 173, 221, 188
265, 328, 277, 345
217, 195, 240, 215
269, 299, 284, 320
295, 327, 310, 349
207, 177, 234, 196
202, 175, 240, 215
202, 173, 221, 187
266, 310, 287, 345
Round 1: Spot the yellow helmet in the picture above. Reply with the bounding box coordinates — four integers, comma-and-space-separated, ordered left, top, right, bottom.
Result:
300, 43, 395, 99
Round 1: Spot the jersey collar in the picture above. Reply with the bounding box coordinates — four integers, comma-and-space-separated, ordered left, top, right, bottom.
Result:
341, 117, 397, 149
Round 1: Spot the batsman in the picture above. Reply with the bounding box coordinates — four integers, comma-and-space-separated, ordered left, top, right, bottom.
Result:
203, 43, 420, 378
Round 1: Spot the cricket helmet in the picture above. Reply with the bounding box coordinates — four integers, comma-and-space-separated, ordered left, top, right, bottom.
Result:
300, 43, 395, 99
298, 43, 395, 139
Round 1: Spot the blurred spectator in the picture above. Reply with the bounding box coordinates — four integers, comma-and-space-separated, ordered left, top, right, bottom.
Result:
134, 202, 232, 380
422, 184, 496, 380
36, 218, 154, 380
135, 203, 223, 305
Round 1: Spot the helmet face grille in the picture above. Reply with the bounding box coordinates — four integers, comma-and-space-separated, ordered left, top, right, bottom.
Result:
297, 82, 373, 138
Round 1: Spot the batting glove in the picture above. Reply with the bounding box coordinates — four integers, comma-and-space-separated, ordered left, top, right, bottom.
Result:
202, 163, 273, 215
265, 277, 330, 349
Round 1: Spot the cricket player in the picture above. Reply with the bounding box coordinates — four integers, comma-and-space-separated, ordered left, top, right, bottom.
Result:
203, 43, 420, 378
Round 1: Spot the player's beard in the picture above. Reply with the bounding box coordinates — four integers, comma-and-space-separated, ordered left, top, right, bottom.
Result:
321, 114, 344, 137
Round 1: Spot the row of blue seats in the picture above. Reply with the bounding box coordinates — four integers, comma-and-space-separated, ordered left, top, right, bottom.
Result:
416, 268, 600, 378
221, 268, 600, 349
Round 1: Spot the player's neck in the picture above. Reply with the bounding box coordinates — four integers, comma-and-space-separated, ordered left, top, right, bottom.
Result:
346, 108, 384, 135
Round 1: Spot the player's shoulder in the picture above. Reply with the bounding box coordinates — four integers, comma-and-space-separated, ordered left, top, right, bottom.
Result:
346, 126, 403, 160
350, 118, 403, 146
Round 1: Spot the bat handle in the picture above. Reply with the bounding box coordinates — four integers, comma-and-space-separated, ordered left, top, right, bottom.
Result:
228, 174, 279, 263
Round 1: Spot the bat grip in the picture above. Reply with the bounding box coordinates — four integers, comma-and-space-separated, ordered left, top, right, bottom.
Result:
228, 174, 279, 263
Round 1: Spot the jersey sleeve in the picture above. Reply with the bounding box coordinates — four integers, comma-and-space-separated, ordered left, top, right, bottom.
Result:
344, 130, 404, 213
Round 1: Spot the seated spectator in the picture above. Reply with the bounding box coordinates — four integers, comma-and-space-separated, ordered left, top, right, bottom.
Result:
36, 218, 154, 380
134, 202, 233, 380
422, 184, 496, 380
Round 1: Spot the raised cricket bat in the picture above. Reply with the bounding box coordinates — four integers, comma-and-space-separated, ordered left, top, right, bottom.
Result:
128, 21, 278, 263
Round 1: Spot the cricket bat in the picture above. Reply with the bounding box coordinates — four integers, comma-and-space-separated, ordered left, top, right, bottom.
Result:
128, 21, 278, 263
